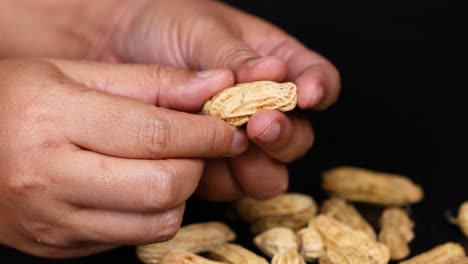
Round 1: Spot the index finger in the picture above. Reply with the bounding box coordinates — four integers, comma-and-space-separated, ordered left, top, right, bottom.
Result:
270, 39, 341, 110
229, 9, 341, 109
64, 88, 249, 159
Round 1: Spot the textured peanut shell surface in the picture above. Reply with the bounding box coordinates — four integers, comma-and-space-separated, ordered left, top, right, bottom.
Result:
202, 81, 297, 126
399, 242, 466, 264
297, 223, 325, 261
253, 227, 298, 258
136, 222, 235, 264
378, 207, 414, 260
316, 215, 390, 264
160, 249, 228, 264
271, 248, 306, 264
207, 243, 268, 264
322, 166, 423, 206
320, 197, 376, 240
234, 193, 316, 222
450, 201, 468, 237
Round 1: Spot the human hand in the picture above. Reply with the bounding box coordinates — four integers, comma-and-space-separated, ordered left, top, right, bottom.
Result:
0, 0, 340, 201
0, 59, 248, 258
108, 0, 341, 200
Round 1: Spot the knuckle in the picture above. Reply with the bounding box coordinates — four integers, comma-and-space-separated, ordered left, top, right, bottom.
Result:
131, 206, 184, 245
143, 167, 178, 211
22, 219, 73, 249
7, 171, 51, 197
150, 206, 184, 242
137, 113, 171, 158
143, 64, 178, 88
217, 44, 257, 69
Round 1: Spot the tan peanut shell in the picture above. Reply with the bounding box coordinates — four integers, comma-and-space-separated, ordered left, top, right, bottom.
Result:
207, 243, 268, 264
316, 215, 390, 264
202, 81, 297, 126
249, 205, 316, 234
297, 222, 325, 261
160, 249, 228, 264
136, 222, 236, 264
320, 197, 376, 240
322, 166, 423, 205
253, 227, 298, 258
399, 242, 466, 264
449, 201, 468, 237
271, 248, 307, 264
453, 258, 468, 264
378, 207, 414, 260
234, 193, 317, 222
318, 256, 333, 264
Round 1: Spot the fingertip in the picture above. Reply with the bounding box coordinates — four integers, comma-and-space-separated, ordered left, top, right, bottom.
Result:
296, 73, 326, 109
246, 110, 286, 144
296, 65, 341, 110
230, 128, 250, 155
236, 56, 288, 83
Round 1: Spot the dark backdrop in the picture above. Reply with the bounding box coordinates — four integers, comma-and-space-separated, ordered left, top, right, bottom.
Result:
1, 1, 466, 263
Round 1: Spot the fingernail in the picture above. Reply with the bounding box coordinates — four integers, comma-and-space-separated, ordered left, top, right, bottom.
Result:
245, 57, 269, 68
196, 69, 225, 79
256, 121, 281, 143
231, 129, 249, 154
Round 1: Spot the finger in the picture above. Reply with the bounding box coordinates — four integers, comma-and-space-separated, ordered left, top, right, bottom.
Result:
196, 158, 243, 201
190, 24, 288, 82
229, 145, 289, 199
223, 7, 341, 109
246, 110, 314, 163
64, 205, 185, 245
53, 59, 235, 112
23, 241, 117, 259
63, 89, 249, 158
54, 150, 201, 213
265, 39, 341, 110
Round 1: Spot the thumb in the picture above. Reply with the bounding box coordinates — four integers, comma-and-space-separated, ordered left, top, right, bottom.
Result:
52, 59, 234, 112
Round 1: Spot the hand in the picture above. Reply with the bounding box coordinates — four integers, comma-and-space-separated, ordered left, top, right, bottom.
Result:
0, 0, 341, 200
108, 0, 341, 200
0, 58, 248, 258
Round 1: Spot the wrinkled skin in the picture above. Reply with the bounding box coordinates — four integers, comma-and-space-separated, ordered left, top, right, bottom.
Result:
0, 58, 249, 257
0, 0, 340, 258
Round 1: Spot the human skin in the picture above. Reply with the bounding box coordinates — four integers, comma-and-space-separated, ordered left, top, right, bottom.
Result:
0, 58, 249, 257
1, 0, 341, 200
0, 0, 341, 257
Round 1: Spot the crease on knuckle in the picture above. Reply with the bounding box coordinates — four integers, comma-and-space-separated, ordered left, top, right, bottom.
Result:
22, 219, 73, 249
143, 167, 177, 211
151, 207, 183, 242
216, 44, 256, 69
137, 114, 170, 158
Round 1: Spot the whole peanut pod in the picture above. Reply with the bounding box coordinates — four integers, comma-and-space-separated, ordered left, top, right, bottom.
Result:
378, 207, 414, 260
136, 222, 236, 264
254, 227, 298, 258
322, 166, 423, 206
202, 81, 297, 126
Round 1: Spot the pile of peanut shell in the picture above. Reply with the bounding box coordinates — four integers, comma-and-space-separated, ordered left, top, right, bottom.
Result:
135, 166, 468, 264
138, 81, 467, 263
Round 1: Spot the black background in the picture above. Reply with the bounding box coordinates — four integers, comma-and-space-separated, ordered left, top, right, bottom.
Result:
1, 1, 467, 263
